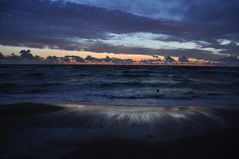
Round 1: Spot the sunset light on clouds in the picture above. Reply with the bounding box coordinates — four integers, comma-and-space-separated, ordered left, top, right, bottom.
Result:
0, 0, 239, 64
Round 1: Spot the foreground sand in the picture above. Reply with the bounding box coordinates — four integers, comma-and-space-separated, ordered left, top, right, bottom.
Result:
0, 103, 239, 159
0, 103, 64, 117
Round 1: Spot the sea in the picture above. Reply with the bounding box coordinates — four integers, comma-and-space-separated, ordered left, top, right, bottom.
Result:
0, 65, 239, 107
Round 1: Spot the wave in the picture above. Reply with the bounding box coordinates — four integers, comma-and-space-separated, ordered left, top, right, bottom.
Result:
1, 65, 239, 106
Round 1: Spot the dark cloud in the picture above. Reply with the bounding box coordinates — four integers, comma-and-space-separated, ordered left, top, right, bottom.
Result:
0, 0, 185, 38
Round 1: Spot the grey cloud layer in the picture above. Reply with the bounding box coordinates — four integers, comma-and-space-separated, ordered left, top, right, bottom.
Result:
0, 0, 239, 58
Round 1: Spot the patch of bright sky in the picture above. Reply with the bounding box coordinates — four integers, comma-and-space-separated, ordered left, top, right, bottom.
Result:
200, 47, 229, 56
100, 32, 200, 50
217, 39, 232, 45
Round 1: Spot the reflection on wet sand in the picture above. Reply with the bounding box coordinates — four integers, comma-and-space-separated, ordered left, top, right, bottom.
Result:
0, 103, 237, 159
55, 104, 226, 141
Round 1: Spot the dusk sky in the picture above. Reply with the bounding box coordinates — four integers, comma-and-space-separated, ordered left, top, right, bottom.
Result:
0, 0, 239, 60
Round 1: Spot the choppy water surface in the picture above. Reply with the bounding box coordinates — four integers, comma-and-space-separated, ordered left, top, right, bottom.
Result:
0, 65, 239, 107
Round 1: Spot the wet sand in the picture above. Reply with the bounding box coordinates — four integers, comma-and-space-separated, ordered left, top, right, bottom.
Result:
0, 103, 239, 159
0, 103, 64, 117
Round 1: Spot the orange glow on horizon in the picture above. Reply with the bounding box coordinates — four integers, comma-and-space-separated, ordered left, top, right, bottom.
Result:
0, 45, 215, 64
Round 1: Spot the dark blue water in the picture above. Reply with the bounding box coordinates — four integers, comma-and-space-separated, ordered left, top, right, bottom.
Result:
0, 65, 239, 107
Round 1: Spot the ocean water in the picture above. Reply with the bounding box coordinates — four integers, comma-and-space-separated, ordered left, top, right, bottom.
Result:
0, 65, 239, 107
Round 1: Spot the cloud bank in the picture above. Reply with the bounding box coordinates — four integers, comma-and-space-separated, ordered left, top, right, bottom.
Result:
0, 0, 239, 59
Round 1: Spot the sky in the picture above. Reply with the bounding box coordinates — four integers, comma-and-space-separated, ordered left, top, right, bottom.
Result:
0, 0, 239, 60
